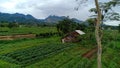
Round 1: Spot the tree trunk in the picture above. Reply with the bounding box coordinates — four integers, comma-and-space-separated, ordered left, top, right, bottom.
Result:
94, 0, 102, 68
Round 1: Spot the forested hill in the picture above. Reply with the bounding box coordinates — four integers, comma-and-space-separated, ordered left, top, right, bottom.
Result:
0, 12, 39, 23
0, 12, 83, 24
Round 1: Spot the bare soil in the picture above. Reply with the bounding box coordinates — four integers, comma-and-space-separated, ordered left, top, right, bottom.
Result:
0, 34, 36, 40
82, 47, 97, 59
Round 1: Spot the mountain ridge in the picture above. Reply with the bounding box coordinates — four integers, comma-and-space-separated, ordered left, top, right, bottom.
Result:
0, 12, 83, 24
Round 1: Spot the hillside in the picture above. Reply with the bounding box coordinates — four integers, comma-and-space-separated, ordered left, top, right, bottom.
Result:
0, 12, 39, 23
0, 12, 82, 24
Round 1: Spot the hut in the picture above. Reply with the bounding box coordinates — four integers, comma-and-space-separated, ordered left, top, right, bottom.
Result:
62, 30, 85, 43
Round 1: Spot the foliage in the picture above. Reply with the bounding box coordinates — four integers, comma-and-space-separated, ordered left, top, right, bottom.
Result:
89, 0, 120, 21
56, 18, 85, 35
118, 24, 120, 32
85, 18, 96, 31
36, 32, 59, 38
0, 22, 9, 27
8, 22, 19, 28
57, 19, 77, 34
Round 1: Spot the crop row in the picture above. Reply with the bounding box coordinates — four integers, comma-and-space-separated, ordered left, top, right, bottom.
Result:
0, 43, 75, 66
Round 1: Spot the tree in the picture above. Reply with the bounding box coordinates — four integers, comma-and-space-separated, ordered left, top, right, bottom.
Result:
76, 0, 120, 68
76, 0, 102, 68
56, 18, 85, 35
85, 18, 96, 31
89, 0, 120, 23
8, 22, 19, 28
94, 1, 102, 68
119, 24, 120, 32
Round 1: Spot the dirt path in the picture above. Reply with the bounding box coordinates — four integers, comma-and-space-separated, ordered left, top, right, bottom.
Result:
0, 34, 36, 40
82, 47, 97, 59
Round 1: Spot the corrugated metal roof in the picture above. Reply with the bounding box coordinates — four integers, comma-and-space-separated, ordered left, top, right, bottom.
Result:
75, 30, 85, 35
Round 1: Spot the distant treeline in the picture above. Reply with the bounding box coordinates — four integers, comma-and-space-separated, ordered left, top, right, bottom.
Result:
0, 21, 57, 28
36, 32, 59, 38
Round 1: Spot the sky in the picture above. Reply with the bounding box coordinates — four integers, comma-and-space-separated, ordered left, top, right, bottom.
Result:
0, 0, 120, 25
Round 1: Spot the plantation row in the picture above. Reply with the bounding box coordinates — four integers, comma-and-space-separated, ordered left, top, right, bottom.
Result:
26, 44, 95, 68
0, 43, 75, 67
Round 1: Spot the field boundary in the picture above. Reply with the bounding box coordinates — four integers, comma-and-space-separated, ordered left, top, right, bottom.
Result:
0, 34, 36, 40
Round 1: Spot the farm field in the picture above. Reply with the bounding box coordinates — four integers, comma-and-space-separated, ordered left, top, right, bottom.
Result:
0, 27, 120, 68
0, 27, 57, 36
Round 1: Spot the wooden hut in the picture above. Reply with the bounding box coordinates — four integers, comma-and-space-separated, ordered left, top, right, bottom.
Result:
62, 30, 85, 43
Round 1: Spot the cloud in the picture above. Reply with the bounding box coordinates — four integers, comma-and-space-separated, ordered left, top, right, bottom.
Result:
0, 0, 95, 20
104, 21, 120, 26
0, 0, 119, 22
15, 0, 95, 20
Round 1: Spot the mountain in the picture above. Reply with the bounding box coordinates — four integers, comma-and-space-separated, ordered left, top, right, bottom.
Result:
71, 18, 83, 23
0, 12, 40, 24
44, 15, 83, 23
0, 12, 83, 24
44, 15, 66, 23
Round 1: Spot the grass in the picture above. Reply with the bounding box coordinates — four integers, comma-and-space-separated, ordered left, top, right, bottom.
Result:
0, 26, 57, 35
0, 60, 20, 68
0, 36, 61, 54
101, 41, 120, 68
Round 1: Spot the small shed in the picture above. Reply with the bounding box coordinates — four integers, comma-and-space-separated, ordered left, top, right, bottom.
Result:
62, 30, 85, 43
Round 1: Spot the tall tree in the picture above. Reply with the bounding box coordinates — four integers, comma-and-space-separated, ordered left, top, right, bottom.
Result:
56, 18, 84, 35
118, 24, 120, 32
76, 0, 120, 68
76, 0, 102, 68
94, 0, 102, 68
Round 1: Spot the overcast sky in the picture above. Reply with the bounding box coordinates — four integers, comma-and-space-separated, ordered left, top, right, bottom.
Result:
0, 0, 120, 25
0, 0, 97, 20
